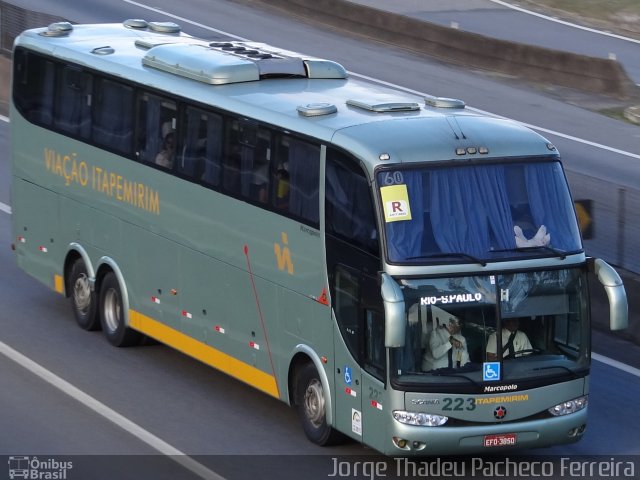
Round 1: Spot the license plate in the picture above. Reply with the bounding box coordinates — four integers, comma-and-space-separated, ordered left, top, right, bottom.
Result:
483, 433, 517, 447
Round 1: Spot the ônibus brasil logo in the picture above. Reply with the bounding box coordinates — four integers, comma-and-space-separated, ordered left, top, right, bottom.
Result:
8, 456, 73, 479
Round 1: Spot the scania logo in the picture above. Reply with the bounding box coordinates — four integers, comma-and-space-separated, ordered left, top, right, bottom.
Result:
494, 406, 507, 420
411, 398, 440, 405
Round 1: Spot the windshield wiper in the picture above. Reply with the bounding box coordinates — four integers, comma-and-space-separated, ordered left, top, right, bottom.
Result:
407, 252, 487, 267
429, 372, 482, 387
492, 245, 567, 260
430, 364, 483, 386
533, 365, 579, 378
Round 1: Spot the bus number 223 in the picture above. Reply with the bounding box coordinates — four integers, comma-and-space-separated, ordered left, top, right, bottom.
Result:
442, 397, 476, 411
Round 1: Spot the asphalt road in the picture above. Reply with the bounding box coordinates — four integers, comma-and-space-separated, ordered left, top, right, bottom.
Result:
1, 0, 640, 477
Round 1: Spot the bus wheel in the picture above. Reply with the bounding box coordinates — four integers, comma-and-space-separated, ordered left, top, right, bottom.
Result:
296, 363, 343, 446
69, 258, 99, 331
99, 272, 141, 347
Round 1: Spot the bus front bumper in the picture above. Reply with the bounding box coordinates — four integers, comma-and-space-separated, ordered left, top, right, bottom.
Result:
385, 407, 587, 455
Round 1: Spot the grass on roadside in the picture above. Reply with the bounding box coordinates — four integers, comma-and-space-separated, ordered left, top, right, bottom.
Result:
513, 0, 640, 38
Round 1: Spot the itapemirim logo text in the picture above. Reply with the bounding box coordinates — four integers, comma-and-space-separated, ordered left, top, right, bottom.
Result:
7, 456, 72, 479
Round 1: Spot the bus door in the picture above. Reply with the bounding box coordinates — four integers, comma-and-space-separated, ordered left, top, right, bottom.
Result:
358, 272, 387, 452
332, 267, 385, 445
332, 264, 364, 441
325, 146, 382, 442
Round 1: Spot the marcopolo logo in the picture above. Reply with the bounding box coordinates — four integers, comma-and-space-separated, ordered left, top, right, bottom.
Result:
7, 456, 73, 479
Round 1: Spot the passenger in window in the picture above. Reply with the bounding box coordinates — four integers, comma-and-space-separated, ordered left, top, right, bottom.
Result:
422, 316, 470, 371
156, 131, 175, 169
275, 161, 290, 208
251, 156, 270, 203
486, 318, 533, 360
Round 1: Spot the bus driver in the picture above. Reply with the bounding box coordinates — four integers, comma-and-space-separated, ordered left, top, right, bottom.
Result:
486, 317, 533, 361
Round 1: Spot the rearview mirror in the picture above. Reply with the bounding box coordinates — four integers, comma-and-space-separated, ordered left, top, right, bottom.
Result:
380, 273, 405, 347
589, 258, 628, 331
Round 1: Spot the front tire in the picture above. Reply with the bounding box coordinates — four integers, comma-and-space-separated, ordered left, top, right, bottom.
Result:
69, 258, 99, 331
99, 272, 141, 347
296, 363, 343, 446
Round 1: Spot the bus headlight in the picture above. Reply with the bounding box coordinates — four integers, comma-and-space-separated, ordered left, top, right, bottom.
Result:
548, 395, 588, 416
393, 411, 448, 426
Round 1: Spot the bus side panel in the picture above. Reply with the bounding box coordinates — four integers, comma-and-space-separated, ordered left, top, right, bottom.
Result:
12, 178, 61, 292
279, 286, 335, 404
131, 227, 180, 329
122, 227, 280, 397
178, 246, 280, 377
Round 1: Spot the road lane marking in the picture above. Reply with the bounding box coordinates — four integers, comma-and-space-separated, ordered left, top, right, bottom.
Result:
123, 0, 249, 40
593, 352, 640, 378
0, 340, 226, 480
0, 201, 10, 214
488, 0, 640, 45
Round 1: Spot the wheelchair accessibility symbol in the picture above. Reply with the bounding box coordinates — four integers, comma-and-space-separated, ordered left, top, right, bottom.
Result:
483, 362, 501, 381
344, 366, 352, 385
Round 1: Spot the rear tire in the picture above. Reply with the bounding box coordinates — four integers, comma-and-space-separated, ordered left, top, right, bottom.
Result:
296, 363, 344, 446
69, 258, 100, 331
99, 272, 142, 347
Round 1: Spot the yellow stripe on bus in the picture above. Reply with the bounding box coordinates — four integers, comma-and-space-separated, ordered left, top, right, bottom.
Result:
54, 274, 64, 294
129, 310, 280, 398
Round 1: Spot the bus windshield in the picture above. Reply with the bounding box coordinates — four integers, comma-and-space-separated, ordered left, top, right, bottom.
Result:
377, 160, 583, 264
392, 268, 590, 390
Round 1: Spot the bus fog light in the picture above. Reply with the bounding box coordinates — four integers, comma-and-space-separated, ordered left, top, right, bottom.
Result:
393, 410, 448, 426
568, 424, 587, 437
548, 395, 588, 416
392, 437, 410, 450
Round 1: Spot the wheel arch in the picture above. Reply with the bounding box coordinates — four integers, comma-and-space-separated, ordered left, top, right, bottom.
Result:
288, 344, 333, 427
63, 243, 95, 298
95, 256, 131, 328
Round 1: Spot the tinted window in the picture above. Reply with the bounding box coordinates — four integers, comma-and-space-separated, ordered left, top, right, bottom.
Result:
13, 50, 55, 125
326, 148, 378, 254
92, 78, 133, 154
136, 93, 176, 168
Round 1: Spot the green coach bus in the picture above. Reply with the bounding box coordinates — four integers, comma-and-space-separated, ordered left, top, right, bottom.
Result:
11, 20, 627, 455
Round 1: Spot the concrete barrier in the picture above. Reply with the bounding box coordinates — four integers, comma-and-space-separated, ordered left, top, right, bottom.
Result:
258, 0, 636, 98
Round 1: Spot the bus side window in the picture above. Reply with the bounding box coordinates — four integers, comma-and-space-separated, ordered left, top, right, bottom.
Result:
92, 78, 133, 154
179, 107, 222, 182
280, 137, 320, 225
273, 136, 291, 210
222, 120, 243, 195
136, 93, 175, 167
13, 50, 55, 126
248, 130, 272, 204
201, 113, 223, 187
326, 148, 379, 254
365, 309, 385, 379
334, 265, 360, 361
54, 65, 92, 139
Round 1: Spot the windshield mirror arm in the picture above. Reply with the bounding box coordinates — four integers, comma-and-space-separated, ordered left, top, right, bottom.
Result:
589, 258, 628, 330
380, 273, 406, 347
